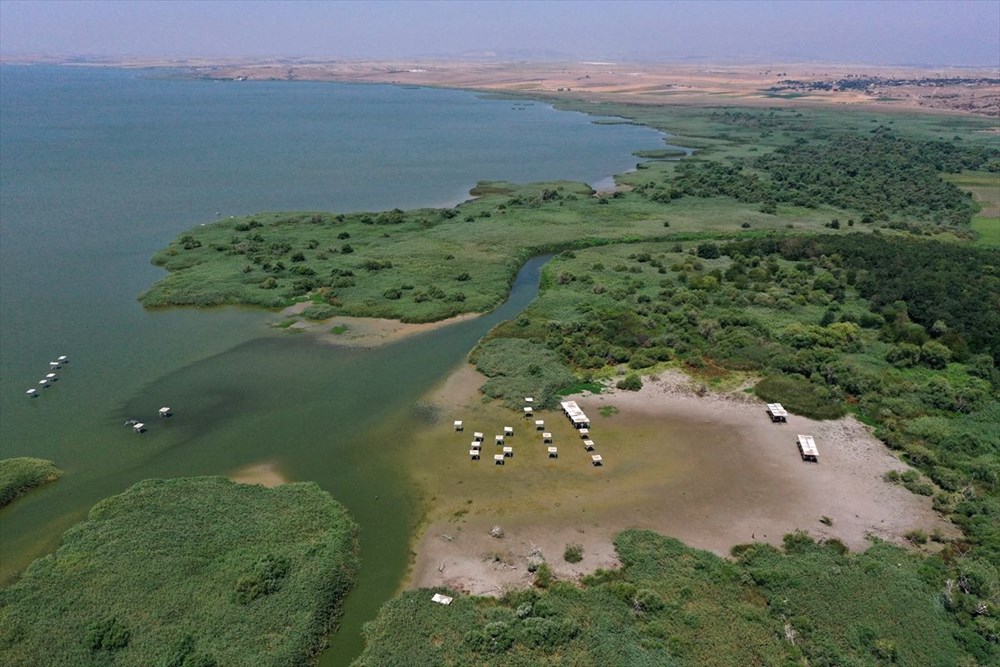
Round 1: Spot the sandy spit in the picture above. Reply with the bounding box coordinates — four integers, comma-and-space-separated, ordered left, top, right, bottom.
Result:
277, 307, 480, 349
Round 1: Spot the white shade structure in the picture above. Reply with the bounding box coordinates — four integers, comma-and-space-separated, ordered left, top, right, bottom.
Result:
797, 435, 819, 462
560, 401, 590, 428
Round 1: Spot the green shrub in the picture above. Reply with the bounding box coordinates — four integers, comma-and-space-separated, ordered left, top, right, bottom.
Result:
83, 616, 131, 653
300, 304, 337, 320
232, 555, 291, 604
563, 543, 584, 563
632, 588, 665, 614
534, 563, 553, 589
616, 374, 643, 391
754, 374, 846, 420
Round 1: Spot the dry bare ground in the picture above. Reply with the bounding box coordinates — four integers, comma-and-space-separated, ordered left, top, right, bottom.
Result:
405, 366, 955, 596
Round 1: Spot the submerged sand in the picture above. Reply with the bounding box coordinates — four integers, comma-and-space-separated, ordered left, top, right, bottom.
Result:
405, 366, 954, 596
229, 461, 287, 488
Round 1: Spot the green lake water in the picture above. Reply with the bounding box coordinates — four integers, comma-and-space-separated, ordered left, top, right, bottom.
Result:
0, 65, 662, 664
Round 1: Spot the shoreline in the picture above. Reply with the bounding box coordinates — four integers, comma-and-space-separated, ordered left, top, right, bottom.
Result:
4, 57, 994, 117
401, 365, 955, 596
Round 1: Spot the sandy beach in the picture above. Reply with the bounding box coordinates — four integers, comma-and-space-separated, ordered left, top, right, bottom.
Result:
404, 366, 954, 596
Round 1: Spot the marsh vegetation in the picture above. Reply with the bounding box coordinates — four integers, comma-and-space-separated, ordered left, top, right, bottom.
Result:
356, 530, 991, 666
0, 478, 358, 667
132, 100, 1000, 663
0, 457, 61, 508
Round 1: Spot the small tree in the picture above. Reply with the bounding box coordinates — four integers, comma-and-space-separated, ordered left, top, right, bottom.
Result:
919, 340, 952, 370
534, 563, 552, 588
695, 243, 720, 259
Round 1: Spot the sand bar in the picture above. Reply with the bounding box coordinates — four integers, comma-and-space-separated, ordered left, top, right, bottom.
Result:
278, 305, 480, 348
229, 461, 287, 488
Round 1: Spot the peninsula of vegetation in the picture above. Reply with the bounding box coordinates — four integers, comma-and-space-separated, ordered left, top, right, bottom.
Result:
138, 95, 1000, 665
0, 457, 61, 508
0, 477, 359, 667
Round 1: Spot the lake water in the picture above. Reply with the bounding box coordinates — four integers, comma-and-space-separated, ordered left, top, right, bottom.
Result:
0, 65, 663, 664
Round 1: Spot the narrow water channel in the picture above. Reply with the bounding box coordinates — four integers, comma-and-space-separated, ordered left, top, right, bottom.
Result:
1, 255, 548, 666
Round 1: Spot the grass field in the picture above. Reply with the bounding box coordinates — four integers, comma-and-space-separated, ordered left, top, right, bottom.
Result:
944, 171, 1000, 246
0, 477, 358, 667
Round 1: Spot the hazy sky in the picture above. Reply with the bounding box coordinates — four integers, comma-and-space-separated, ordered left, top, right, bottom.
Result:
1, 0, 998, 66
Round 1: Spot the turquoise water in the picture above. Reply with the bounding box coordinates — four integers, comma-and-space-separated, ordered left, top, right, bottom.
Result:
0, 65, 662, 664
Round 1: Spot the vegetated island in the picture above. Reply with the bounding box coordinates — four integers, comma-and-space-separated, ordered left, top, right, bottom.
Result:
0, 457, 61, 508
0, 477, 358, 667
141, 100, 1000, 665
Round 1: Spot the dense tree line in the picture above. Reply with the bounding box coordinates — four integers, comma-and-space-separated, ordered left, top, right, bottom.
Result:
724, 233, 1000, 360
637, 129, 998, 224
